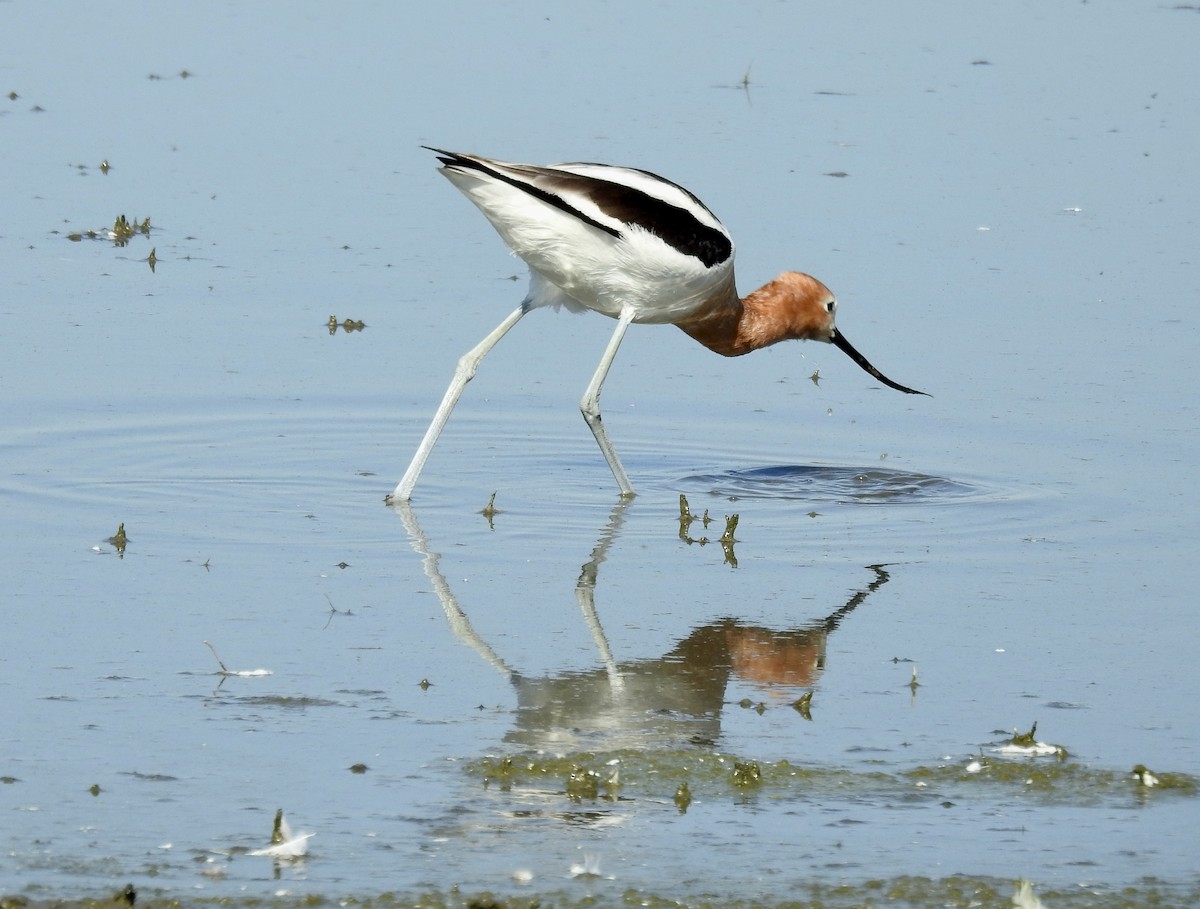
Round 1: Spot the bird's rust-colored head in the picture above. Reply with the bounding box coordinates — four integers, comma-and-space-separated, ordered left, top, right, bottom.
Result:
700, 271, 928, 395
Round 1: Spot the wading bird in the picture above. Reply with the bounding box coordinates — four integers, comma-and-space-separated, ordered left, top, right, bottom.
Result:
389, 148, 926, 503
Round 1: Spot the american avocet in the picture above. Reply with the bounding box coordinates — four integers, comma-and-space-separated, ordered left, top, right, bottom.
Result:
388, 148, 926, 503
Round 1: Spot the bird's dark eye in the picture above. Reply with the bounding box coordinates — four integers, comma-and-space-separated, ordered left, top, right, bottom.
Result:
826, 299, 837, 313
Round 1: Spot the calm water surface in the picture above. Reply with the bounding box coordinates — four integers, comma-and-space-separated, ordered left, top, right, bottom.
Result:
2, 1, 1198, 905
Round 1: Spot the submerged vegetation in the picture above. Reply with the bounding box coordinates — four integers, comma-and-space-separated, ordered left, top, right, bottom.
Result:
6, 876, 1200, 909
466, 746, 1197, 808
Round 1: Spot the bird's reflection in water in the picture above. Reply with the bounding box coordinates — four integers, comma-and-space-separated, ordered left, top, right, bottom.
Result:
394, 500, 892, 752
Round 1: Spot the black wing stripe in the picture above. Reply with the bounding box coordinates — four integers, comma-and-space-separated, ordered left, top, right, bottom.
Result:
428, 148, 620, 239
428, 148, 732, 269
546, 171, 732, 269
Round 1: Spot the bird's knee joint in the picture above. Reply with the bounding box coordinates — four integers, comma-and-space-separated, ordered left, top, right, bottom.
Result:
455, 355, 480, 382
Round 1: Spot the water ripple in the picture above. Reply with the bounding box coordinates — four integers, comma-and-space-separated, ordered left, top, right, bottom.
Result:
681, 465, 992, 505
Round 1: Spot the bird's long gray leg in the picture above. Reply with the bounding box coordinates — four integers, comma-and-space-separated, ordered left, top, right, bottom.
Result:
580, 310, 636, 498
387, 304, 528, 503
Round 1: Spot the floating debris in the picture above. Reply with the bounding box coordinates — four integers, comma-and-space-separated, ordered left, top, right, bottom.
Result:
106, 522, 128, 553
673, 781, 692, 812
147, 70, 196, 81
996, 722, 1067, 758
565, 765, 600, 800
327, 315, 366, 334
248, 808, 313, 859
203, 640, 273, 677
480, 491, 500, 522
1132, 764, 1159, 787
66, 214, 151, 247
792, 690, 813, 720
719, 513, 738, 545
603, 759, 621, 798
1012, 879, 1045, 909
679, 494, 740, 565
568, 852, 605, 880
109, 214, 150, 245
731, 761, 762, 787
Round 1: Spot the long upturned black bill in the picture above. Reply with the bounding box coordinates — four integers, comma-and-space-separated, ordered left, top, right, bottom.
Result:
832, 330, 928, 396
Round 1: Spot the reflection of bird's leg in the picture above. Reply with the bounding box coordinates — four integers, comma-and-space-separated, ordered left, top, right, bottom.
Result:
393, 499, 514, 680
576, 501, 632, 690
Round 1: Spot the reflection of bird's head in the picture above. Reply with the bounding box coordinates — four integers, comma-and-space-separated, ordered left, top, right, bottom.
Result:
725, 624, 827, 688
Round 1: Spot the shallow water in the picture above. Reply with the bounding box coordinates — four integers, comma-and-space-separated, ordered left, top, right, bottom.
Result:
3, 0, 1199, 905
